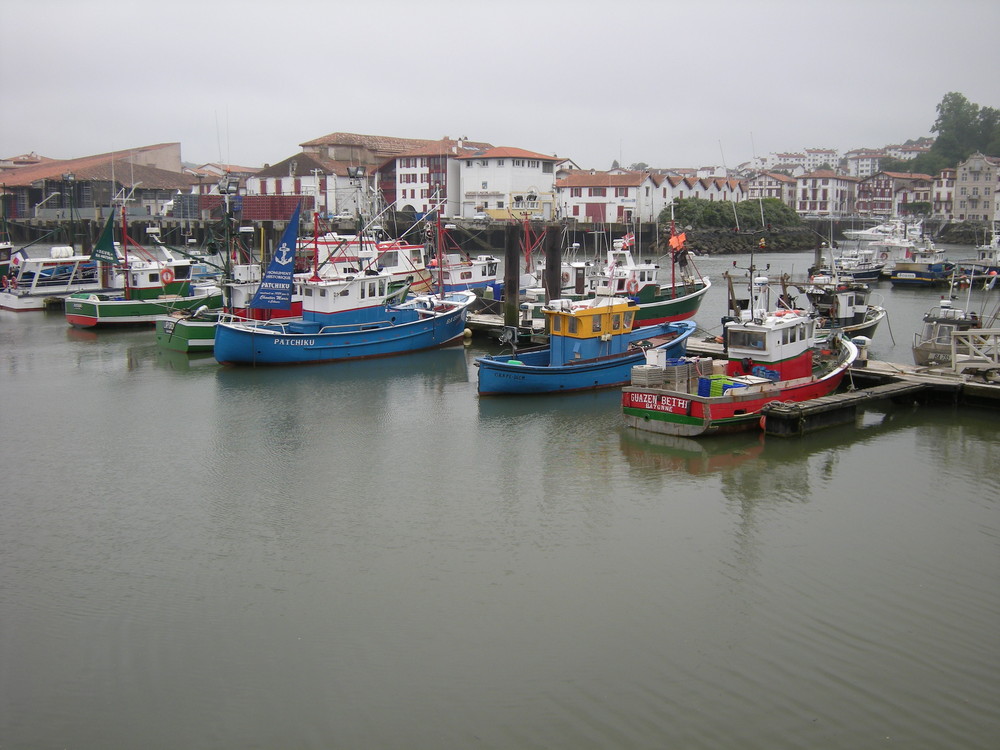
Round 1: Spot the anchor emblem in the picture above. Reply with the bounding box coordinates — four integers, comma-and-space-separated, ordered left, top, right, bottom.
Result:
274, 242, 294, 266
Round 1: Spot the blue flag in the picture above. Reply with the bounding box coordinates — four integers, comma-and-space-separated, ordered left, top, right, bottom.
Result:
250, 203, 300, 309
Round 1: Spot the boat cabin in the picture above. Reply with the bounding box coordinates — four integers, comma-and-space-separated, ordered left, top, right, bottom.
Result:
297, 270, 400, 324
724, 311, 816, 381
544, 297, 638, 366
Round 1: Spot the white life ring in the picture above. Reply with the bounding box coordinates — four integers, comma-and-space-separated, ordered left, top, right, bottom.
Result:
161, 268, 175, 284
879, 251, 888, 260
626, 277, 639, 294
561, 271, 570, 285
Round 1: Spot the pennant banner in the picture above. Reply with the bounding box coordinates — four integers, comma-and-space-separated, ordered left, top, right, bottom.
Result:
250, 203, 301, 309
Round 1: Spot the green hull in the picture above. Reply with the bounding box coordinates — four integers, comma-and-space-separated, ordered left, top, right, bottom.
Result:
155, 315, 218, 352
632, 281, 710, 327
66, 291, 223, 328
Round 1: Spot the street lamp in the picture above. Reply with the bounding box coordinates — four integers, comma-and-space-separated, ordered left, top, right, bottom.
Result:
34, 191, 61, 218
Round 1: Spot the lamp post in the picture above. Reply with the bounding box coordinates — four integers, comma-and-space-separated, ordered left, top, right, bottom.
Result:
33, 191, 61, 218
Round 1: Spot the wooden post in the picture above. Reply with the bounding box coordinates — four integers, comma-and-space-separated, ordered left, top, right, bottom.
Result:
542, 224, 562, 302
503, 222, 521, 328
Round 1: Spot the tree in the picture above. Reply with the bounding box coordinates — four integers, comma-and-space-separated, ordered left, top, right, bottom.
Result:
929, 92, 1000, 166
660, 197, 801, 229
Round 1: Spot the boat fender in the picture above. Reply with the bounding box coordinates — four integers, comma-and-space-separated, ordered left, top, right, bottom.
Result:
741, 357, 753, 373
9, 277, 16, 290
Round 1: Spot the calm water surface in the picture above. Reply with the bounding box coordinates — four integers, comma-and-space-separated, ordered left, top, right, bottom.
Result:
2, 249, 998, 749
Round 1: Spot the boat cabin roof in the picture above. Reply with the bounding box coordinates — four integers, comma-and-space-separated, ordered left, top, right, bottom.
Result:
544, 297, 637, 339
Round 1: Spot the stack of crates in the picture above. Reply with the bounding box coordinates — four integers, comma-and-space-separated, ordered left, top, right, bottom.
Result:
630, 364, 664, 387
697, 374, 731, 397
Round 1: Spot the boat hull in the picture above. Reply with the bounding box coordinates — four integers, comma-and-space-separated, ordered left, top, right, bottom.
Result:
214, 308, 470, 366
155, 315, 217, 352
889, 264, 955, 287
476, 322, 695, 395
623, 371, 849, 437
632, 281, 710, 327
65, 289, 223, 328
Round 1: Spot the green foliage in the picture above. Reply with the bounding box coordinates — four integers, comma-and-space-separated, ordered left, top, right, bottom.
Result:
900, 201, 932, 216
661, 198, 801, 229
929, 92, 1000, 166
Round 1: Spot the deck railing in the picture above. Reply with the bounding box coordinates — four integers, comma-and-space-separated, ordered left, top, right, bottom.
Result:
950, 328, 1000, 372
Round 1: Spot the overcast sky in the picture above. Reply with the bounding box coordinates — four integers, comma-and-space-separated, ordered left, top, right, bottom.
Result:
4, 0, 998, 171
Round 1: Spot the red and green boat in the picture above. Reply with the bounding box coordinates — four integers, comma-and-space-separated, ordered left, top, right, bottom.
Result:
622, 272, 858, 437
65, 209, 222, 328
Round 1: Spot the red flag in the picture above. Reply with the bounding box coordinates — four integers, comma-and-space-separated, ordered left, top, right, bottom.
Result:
669, 232, 686, 251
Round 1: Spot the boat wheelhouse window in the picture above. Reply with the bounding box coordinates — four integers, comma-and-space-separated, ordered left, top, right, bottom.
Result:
552, 315, 561, 333
487, 262, 498, 275
380, 251, 398, 267
174, 265, 191, 280
611, 313, 622, 331
461, 271, 473, 280
568, 317, 579, 335
339, 288, 350, 296
591, 315, 602, 333
729, 329, 766, 349
624, 311, 634, 327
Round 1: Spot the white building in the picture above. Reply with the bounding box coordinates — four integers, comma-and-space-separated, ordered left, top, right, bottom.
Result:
456, 147, 561, 220
381, 138, 488, 218
795, 170, 857, 217
804, 148, 839, 172
556, 170, 662, 224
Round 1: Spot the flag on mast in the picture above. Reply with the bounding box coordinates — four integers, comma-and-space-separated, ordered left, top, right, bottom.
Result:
250, 202, 301, 309
90, 212, 119, 264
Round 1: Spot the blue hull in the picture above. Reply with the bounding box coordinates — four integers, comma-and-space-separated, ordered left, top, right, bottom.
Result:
476, 321, 695, 395
215, 310, 469, 365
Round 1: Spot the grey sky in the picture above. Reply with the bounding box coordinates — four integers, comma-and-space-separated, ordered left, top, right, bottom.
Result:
4, 0, 998, 170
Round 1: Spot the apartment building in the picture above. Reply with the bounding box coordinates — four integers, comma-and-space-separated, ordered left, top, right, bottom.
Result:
954, 152, 1000, 222
795, 170, 857, 216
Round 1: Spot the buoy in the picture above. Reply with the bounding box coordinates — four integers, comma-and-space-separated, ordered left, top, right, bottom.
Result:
463, 327, 472, 338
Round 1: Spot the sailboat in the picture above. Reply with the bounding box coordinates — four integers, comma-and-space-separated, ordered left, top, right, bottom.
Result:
64, 208, 222, 327
213, 207, 477, 366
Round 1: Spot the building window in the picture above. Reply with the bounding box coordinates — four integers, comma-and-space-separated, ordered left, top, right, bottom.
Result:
571, 187, 582, 197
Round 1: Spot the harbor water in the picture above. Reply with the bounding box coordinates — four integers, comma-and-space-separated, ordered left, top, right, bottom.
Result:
2, 248, 998, 749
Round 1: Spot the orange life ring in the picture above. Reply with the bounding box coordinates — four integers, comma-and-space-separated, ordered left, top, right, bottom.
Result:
626, 278, 639, 294
161, 268, 175, 284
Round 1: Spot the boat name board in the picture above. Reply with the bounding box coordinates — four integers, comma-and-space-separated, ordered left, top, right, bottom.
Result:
274, 338, 316, 346
623, 391, 691, 413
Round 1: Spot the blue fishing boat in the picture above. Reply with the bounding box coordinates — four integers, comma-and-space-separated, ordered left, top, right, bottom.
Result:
475, 296, 696, 395
214, 204, 478, 366
889, 240, 954, 287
